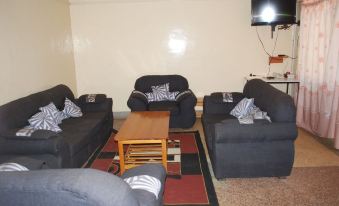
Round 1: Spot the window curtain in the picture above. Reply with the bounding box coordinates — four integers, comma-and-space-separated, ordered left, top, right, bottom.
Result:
297, 0, 339, 149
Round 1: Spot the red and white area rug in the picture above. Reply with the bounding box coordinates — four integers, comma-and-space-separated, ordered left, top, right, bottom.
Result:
84, 131, 218, 206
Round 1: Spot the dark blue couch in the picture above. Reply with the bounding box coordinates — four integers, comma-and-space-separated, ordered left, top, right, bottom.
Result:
0, 85, 113, 168
202, 79, 298, 179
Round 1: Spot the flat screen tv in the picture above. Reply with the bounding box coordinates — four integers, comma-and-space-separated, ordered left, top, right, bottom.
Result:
251, 0, 296, 26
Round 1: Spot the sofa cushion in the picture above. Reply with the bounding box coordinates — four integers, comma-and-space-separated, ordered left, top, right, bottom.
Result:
148, 101, 180, 115
202, 114, 236, 150
60, 112, 107, 156
215, 119, 298, 143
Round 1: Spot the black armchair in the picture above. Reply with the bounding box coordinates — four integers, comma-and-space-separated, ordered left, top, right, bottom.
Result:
127, 75, 197, 128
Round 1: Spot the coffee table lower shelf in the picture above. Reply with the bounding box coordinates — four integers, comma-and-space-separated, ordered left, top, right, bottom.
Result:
118, 139, 167, 174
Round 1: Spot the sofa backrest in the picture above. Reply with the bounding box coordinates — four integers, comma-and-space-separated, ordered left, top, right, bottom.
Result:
134, 75, 189, 93
0, 85, 75, 133
243, 79, 296, 122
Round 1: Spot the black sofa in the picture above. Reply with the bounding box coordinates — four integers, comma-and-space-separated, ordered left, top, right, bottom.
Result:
127, 75, 197, 128
202, 79, 298, 179
0, 85, 113, 168
0, 164, 166, 206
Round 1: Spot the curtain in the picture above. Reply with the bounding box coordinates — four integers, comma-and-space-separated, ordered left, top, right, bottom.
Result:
297, 0, 339, 149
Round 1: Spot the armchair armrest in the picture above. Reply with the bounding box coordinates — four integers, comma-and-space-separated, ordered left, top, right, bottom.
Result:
127, 90, 148, 111
176, 89, 197, 110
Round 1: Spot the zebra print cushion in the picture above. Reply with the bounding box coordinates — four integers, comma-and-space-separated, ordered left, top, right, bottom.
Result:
168, 91, 179, 101
0, 163, 29, 171
146, 83, 179, 102
230, 98, 254, 118
124, 175, 161, 199
39, 102, 66, 124
146, 91, 179, 102
63, 98, 83, 118
28, 112, 62, 132
150, 83, 170, 101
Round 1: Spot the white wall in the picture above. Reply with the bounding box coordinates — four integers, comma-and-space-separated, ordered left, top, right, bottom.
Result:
0, 0, 77, 106
70, 0, 295, 112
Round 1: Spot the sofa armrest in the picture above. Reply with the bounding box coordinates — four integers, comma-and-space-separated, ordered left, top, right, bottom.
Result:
127, 90, 148, 111
203, 93, 244, 115
78, 98, 113, 113
122, 164, 166, 206
176, 90, 197, 110
215, 119, 298, 144
0, 169, 139, 206
0, 134, 69, 156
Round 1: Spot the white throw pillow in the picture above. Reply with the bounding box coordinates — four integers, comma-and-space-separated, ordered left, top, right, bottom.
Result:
230, 98, 254, 118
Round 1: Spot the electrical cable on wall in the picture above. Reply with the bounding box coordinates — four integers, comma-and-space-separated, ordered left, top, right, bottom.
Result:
255, 26, 298, 77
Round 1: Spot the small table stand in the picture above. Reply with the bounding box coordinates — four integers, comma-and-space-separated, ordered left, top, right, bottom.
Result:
114, 111, 169, 174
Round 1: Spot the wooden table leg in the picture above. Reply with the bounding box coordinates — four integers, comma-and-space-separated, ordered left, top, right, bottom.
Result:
118, 141, 125, 174
161, 139, 167, 171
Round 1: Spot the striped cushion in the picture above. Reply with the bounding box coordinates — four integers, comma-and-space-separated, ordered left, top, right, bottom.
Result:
28, 112, 62, 132
230, 98, 254, 118
0, 163, 29, 171
124, 175, 161, 199
168, 91, 179, 101
39, 102, 66, 124
150, 83, 170, 102
63, 98, 83, 118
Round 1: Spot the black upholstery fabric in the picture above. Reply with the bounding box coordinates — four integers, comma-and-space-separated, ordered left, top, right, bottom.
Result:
0, 85, 113, 168
78, 94, 107, 104
0, 169, 139, 206
148, 101, 180, 115
202, 79, 298, 179
135, 75, 189, 93
243, 79, 296, 122
127, 75, 197, 128
0, 165, 166, 206
0, 85, 74, 132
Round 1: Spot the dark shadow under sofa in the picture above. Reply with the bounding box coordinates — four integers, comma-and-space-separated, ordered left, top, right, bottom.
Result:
202, 79, 298, 179
0, 85, 113, 168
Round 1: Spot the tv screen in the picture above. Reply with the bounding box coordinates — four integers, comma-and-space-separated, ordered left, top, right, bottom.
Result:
251, 0, 296, 26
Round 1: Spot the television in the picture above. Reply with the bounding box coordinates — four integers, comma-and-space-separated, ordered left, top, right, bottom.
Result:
251, 0, 296, 26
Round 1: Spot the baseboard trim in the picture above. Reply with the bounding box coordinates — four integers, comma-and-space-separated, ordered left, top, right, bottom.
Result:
113, 111, 130, 119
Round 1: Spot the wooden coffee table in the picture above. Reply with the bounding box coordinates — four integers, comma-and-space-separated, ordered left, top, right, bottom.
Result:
114, 111, 170, 174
